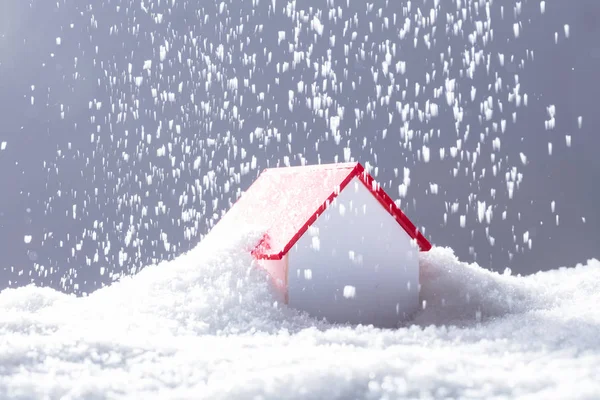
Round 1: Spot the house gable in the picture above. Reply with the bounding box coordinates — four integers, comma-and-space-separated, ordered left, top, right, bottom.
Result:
286, 176, 420, 327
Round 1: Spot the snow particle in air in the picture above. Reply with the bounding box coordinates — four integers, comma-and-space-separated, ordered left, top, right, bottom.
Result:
343, 285, 356, 299
519, 152, 527, 165
311, 236, 320, 251
513, 23, 520, 38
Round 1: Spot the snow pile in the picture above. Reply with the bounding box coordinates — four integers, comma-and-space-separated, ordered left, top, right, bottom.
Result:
1, 230, 599, 399
415, 247, 545, 326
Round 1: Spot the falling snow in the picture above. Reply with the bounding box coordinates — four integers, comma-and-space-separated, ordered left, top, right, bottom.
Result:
0, 0, 596, 397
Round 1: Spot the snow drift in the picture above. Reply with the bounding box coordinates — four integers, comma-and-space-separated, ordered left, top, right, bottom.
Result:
0, 227, 599, 399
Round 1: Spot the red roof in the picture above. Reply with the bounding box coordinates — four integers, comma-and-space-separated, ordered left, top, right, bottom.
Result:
212, 162, 431, 259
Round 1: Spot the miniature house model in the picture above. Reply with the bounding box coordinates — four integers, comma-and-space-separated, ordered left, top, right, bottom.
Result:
211, 162, 431, 327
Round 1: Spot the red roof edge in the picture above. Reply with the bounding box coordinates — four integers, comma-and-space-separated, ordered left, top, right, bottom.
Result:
354, 164, 432, 252
250, 233, 273, 258
253, 162, 431, 259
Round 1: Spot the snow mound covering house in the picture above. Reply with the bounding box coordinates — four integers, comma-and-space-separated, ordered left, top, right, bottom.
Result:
0, 227, 599, 399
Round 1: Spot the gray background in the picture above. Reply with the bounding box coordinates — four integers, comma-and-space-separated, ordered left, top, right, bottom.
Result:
0, 0, 598, 295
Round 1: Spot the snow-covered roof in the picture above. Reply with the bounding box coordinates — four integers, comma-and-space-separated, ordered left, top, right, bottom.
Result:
213, 162, 431, 259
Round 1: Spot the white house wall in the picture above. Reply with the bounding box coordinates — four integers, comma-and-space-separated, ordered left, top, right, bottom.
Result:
288, 177, 419, 327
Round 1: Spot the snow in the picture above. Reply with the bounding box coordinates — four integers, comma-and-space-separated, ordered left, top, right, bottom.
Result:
1, 227, 599, 399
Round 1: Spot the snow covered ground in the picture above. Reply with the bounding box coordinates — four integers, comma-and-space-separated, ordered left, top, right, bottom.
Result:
1, 228, 599, 399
